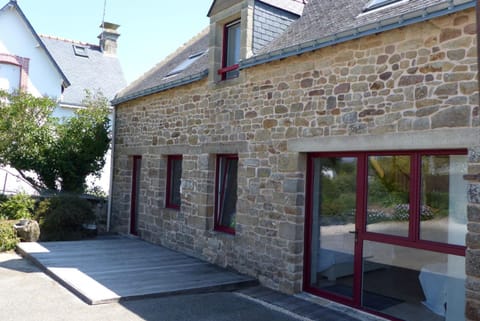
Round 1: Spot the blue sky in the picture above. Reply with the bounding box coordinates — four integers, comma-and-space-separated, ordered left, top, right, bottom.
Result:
17, 0, 212, 83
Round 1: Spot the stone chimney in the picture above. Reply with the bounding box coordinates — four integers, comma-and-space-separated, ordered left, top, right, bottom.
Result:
98, 22, 120, 56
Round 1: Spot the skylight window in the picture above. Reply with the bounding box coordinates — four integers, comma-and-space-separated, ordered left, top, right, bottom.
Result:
164, 50, 207, 78
73, 45, 88, 58
363, 0, 401, 12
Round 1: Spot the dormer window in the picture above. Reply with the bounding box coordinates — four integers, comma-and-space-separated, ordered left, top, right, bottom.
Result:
363, 0, 402, 12
218, 20, 240, 80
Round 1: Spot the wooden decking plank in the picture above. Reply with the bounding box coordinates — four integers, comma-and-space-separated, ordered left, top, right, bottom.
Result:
17, 237, 257, 305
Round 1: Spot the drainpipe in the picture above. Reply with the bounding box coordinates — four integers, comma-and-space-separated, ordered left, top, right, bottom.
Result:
477, 0, 480, 94
106, 105, 116, 232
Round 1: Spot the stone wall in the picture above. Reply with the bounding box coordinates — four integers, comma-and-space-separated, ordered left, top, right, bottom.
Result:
467, 146, 480, 321
112, 8, 478, 300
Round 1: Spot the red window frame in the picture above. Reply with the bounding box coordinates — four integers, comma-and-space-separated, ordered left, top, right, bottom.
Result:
214, 154, 238, 234
218, 20, 240, 80
166, 155, 182, 210
304, 149, 468, 266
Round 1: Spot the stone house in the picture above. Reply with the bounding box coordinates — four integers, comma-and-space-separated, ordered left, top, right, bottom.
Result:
111, 0, 479, 320
0, 0, 126, 194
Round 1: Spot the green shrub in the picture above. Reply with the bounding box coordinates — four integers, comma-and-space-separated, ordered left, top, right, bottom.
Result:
0, 220, 18, 252
0, 193, 35, 220
0, 194, 8, 204
36, 195, 96, 241
0, 194, 7, 220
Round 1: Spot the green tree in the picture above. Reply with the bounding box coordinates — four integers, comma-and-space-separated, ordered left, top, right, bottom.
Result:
53, 91, 111, 192
0, 90, 111, 193
0, 90, 56, 191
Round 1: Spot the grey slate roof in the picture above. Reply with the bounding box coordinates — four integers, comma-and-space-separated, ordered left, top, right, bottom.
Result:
113, 0, 475, 104
115, 28, 209, 103
40, 35, 126, 106
259, 0, 468, 54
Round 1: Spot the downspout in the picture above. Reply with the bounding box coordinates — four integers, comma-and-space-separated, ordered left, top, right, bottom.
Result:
106, 105, 116, 232
477, 0, 480, 94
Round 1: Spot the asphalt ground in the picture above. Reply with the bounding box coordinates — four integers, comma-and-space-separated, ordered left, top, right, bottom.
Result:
1, 251, 383, 321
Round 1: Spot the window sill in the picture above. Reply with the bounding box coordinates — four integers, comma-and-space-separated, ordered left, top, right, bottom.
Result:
209, 71, 244, 89
217, 64, 239, 76
214, 226, 236, 235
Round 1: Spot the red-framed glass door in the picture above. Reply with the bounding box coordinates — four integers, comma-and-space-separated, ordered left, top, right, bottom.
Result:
304, 150, 468, 321
303, 153, 365, 307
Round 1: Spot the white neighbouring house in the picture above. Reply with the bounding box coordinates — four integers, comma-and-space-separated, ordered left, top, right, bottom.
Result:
0, 0, 126, 194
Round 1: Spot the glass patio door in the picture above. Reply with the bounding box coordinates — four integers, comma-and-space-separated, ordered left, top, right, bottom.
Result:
305, 155, 361, 304
305, 151, 468, 321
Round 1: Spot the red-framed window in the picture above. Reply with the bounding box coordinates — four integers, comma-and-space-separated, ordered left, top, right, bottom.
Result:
218, 20, 240, 80
305, 149, 468, 257
214, 154, 238, 234
361, 149, 468, 254
166, 155, 182, 209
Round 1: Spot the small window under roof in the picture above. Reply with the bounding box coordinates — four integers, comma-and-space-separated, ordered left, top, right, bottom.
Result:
363, 0, 401, 11
164, 50, 207, 78
73, 45, 88, 58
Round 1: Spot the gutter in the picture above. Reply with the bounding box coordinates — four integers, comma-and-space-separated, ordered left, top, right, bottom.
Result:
240, 0, 476, 69
112, 70, 209, 105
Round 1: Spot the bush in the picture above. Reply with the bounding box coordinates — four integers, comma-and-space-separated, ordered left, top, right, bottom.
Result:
0, 194, 8, 204
35, 195, 96, 241
0, 193, 35, 220
0, 220, 18, 251
393, 204, 435, 221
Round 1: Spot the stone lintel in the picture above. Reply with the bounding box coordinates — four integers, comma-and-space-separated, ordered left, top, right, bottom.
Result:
121, 141, 248, 156
288, 128, 480, 152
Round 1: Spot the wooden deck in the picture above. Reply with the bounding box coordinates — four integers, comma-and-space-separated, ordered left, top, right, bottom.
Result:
16, 236, 257, 305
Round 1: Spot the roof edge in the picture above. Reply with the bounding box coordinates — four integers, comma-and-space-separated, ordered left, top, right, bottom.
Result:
112, 70, 209, 106
241, 0, 476, 70
2, 1, 71, 88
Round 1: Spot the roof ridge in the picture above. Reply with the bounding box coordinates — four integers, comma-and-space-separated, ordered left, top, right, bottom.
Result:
116, 26, 209, 98
39, 34, 98, 48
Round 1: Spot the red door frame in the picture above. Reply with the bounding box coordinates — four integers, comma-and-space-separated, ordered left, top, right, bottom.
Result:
130, 155, 142, 235
304, 149, 468, 314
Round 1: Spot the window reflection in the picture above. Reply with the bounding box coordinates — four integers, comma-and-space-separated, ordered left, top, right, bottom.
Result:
420, 155, 468, 246
366, 155, 410, 237
363, 241, 465, 320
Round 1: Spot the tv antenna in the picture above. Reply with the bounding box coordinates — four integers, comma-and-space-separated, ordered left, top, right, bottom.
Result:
101, 0, 107, 32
